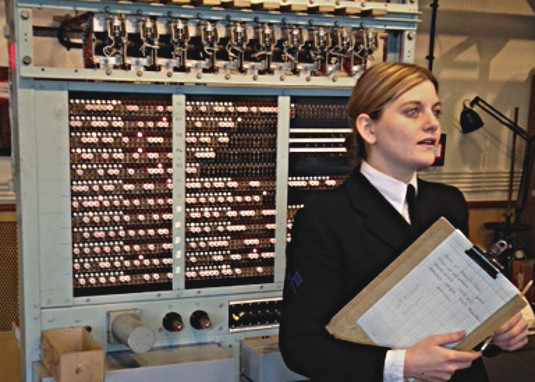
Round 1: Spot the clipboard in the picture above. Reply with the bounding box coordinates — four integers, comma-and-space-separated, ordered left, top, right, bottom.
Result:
325, 217, 527, 351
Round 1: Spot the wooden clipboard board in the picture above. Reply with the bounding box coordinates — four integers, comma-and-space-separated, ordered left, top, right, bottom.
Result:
325, 217, 526, 351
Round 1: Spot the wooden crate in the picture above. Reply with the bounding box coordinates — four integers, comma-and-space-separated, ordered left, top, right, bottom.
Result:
512, 259, 535, 304
41, 328, 105, 382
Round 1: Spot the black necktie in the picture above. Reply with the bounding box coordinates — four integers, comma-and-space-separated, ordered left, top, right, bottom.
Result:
406, 184, 419, 230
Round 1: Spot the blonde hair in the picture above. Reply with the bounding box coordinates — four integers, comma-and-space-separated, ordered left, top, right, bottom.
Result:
346, 63, 438, 164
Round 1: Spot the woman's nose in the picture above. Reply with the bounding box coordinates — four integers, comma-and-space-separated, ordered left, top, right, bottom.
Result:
424, 110, 440, 130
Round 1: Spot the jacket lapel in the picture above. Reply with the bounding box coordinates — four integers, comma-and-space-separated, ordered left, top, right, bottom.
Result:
344, 168, 414, 251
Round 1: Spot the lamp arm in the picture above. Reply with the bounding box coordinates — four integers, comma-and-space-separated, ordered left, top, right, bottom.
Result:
469, 96, 535, 220
515, 138, 535, 219
469, 96, 533, 142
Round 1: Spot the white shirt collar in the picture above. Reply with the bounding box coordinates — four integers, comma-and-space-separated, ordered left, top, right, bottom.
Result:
360, 160, 418, 216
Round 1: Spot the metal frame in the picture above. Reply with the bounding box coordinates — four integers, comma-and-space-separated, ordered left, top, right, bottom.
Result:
7, 1, 420, 381
14, 1, 419, 87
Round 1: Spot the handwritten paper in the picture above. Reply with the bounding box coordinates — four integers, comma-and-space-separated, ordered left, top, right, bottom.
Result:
356, 230, 519, 348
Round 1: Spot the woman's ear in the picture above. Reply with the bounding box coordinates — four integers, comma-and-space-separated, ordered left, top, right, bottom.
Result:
355, 114, 377, 145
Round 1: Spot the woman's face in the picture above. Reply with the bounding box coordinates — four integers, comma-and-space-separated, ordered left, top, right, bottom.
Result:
361, 80, 442, 182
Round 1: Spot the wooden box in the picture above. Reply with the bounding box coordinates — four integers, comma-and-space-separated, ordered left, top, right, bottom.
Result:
512, 259, 535, 304
41, 328, 105, 382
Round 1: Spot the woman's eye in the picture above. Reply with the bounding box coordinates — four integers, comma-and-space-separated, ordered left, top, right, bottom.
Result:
433, 109, 442, 117
404, 108, 420, 117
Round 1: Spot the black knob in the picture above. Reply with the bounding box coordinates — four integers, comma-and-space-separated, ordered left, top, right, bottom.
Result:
162, 312, 184, 332
190, 310, 212, 330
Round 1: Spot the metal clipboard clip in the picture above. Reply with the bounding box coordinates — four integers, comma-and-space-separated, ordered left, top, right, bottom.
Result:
465, 245, 501, 279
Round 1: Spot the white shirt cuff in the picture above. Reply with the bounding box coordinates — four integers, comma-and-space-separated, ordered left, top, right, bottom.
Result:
383, 349, 406, 382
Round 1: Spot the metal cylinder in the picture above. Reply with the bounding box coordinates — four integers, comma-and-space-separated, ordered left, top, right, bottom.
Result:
111, 313, 155, 353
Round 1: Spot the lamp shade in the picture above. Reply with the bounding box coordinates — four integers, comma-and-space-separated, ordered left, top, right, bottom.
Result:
460, 106, 484, 134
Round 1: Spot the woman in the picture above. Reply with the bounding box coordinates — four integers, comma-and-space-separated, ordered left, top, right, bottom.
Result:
279, 63, 528, 382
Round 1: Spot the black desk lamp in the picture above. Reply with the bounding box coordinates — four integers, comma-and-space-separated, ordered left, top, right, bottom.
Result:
460, 97, 535, 252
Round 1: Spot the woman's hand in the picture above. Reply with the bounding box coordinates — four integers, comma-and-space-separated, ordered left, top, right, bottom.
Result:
491, 312, 529, 351
404, 331, 481, 382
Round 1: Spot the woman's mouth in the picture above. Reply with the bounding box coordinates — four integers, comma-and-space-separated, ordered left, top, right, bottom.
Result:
417, 138, 437, 147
